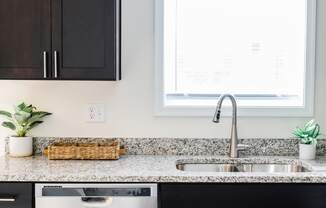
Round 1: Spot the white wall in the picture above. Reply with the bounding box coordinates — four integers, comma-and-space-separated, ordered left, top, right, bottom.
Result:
0, 0, 325, 143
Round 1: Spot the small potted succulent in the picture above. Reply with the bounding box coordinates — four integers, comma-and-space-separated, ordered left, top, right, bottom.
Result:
293, 120, 321, 160
0, 103, 51, 157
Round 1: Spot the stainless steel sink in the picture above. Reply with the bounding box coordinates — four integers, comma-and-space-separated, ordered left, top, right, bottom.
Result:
176, 163, 309, 173
177, 164, 238, 172
240, 164, 307, 173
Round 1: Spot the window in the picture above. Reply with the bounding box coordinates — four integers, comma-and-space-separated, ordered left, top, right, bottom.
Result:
155, 0, 316, 117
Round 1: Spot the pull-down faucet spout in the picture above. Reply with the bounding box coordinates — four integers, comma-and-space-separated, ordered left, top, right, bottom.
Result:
213, 94, 248, 158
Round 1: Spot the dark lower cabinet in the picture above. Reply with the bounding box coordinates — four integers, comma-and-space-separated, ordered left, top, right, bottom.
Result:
3, 182, 326, 208
0, 183, 33, 208
159, 184, 326, 208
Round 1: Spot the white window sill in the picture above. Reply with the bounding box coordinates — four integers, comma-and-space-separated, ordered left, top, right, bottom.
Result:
154, 103, 314, 117
154, 94, 314, 117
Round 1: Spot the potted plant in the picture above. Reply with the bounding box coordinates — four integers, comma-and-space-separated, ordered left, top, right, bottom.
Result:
293, 120, 321, 160
0, 103, 51, 157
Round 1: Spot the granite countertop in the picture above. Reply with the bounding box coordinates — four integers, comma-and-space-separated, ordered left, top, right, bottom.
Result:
2, 155, 326, 183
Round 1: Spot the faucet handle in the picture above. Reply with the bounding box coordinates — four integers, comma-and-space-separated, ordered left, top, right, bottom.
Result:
237, 144, 250, 151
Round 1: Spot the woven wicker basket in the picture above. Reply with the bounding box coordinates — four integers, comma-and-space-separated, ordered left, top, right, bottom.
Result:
43, 142, 125, 160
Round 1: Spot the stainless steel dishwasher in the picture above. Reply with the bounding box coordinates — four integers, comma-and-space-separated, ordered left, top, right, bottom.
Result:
35, 183, 157, 208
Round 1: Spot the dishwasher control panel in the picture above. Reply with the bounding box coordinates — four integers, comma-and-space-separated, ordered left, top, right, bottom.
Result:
42, 186, 152, 196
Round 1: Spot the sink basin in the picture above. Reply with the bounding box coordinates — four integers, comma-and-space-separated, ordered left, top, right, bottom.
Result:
176, 163, 309, 173
177, 164, 238, 172
240, 164, 308, 173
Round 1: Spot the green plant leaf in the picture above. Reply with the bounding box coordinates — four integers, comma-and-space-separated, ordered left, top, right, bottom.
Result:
18, 110, 31, 117
306, 125, 316, 133
0, 110, 12, 118
26, 121, 43, 131
305, 119, 315, 127
2, 122, 16, 130
26, 111, 51, 126
23, 105, 36, 113
1, 103, 51, 135
14, 112, 31, 126
16, 102, 26, 111
293, 120, 322, 144
312, 124, 320, 138
31, 111, 52, 118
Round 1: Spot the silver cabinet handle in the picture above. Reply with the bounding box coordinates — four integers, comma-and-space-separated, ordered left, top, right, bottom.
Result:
43, 51, 47, 78
0, 197, 15, 202
54, 50, 58, 78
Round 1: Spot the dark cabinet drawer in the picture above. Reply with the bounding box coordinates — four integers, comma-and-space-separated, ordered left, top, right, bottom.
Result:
0, 183, 33, 208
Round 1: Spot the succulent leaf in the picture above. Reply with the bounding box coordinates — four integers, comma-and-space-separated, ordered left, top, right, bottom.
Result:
293, 120, 321, 145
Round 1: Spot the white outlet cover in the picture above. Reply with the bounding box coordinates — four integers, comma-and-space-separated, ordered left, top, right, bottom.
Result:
86, 103, 106, 123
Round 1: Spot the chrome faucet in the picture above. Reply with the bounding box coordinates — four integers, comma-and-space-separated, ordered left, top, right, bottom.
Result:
213, 94, 248, 158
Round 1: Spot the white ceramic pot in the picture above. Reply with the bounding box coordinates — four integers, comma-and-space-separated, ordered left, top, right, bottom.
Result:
299, 143, 316, 160
9, 136, 33, 157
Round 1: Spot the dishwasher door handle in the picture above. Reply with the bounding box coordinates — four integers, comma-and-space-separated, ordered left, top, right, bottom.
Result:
81, 197, 113, 208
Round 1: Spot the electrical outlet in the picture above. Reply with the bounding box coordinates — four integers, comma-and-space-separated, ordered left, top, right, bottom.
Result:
86, 103, 105, 123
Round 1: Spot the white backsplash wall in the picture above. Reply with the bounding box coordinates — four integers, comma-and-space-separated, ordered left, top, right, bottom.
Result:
0, 0, 326, 149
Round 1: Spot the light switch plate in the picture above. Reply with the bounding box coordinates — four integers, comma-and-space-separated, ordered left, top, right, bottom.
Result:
86, 103, 105, 123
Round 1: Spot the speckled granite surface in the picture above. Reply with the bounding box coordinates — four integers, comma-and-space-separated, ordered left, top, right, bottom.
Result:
31, 137, 326, 156
1, 155, 326, 183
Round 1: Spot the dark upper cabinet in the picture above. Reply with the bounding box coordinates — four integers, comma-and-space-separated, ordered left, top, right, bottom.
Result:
0, 0, 51, 79
52, 0, 120, 80
0, 0, 121, 80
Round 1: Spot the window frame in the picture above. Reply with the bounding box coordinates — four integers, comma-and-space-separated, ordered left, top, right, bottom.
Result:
154, 0, 317, 117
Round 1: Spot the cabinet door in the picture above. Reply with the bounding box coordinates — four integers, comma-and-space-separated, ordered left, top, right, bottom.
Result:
52, 0, 121, 80
0, 183, 33, 208
160, 184, 326, 208
0, 0, 51, 79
